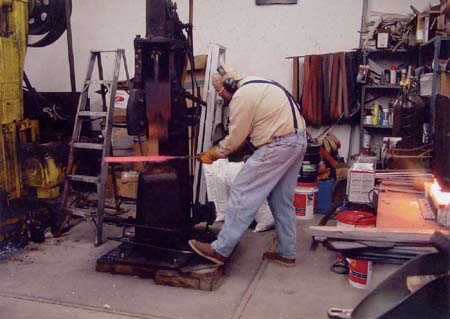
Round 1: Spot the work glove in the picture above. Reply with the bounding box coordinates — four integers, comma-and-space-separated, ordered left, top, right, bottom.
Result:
197, 146, 221, 164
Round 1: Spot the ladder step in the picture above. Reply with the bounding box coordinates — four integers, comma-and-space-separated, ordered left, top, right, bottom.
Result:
78, 111, 108, 117
67, 174, 100, 184
112, 123, 127, 128
65, 207, 96, 219
91, 49, 123, 53
85, 80, 113, 86
73, 142, 104, 150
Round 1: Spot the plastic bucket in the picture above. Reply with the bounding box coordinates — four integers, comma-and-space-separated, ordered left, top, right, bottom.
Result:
298, 143, 321, 183
294, 182, 319, 220
336, 210, 377, 228
316, 179, 334, 214
336, 210, 376, 290
346, 258, 373, 290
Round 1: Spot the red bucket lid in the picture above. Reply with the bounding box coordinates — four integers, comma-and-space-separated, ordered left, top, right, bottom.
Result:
336, 210, 376, 226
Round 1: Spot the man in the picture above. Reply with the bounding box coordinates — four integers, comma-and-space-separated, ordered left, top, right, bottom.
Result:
189, 65, 307, 267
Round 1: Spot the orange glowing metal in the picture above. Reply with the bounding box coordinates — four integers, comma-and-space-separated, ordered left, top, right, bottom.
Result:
104, 155, 196, 163
430, 180, 450, 207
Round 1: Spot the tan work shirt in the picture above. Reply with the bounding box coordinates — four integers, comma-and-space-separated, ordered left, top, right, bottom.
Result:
217, 76, 306, 157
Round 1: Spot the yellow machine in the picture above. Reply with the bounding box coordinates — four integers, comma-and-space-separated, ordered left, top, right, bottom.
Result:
0, 0, 69, 200
0, 0, 31, 199
1, 0, 71, 247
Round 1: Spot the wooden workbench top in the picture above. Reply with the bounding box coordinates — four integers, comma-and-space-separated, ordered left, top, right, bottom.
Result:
376, 191, 447, 231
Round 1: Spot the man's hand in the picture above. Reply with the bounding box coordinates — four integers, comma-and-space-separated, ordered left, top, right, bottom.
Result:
197, 146, 221, 164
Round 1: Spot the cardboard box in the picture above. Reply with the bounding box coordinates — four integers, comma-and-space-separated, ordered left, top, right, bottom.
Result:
420, 72, 450, 96
106, 171, 138, 199
116, 171, 138, 199
133, 138, 159, 171
346, 164, 375, 204
440, 72, 450, 96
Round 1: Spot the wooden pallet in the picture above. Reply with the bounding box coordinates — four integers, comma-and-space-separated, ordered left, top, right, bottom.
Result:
96, 243, 223, 291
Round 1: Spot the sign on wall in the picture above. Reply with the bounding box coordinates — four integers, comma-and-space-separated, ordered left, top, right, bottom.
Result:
256, 0, 297, 4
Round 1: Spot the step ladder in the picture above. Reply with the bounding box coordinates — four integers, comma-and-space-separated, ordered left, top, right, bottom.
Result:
193, 44, 226, 205
55, 49, 130, 246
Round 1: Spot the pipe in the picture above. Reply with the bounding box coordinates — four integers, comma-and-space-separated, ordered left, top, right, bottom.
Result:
65, 0, 76, 94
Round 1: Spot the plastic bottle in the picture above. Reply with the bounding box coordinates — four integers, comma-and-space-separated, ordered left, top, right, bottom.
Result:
390, 66, 398, 84
388, 102, 394, 126
372, 104, 379, 125
400, 69, 407, 85
382, 111, 389, 126
384, 69, 390, 84
377, 109, 383, 126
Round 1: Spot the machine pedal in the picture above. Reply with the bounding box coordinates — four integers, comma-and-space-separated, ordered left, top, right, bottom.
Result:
73, 142, 104, 150
67, 174, 100, 184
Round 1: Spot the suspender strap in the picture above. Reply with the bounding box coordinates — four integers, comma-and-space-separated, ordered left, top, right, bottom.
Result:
240, 80, 301, 130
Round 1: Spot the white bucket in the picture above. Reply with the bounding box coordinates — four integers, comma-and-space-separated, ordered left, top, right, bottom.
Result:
294, 184, 319, 220
336, 211, 376, 290
346, 258, 373, 290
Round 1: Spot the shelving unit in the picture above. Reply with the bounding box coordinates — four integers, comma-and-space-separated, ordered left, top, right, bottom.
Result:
418, 36, 450, 131
359, 48, 419, 155
418, 36, 450, 182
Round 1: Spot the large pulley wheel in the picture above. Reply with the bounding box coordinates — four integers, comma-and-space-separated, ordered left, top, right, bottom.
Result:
28, 0, 72, 47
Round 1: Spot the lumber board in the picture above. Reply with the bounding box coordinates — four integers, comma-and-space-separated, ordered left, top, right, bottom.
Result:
308, 226, 448, 243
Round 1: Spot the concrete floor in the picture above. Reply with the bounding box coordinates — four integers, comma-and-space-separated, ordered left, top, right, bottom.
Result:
0, 216, 399, 319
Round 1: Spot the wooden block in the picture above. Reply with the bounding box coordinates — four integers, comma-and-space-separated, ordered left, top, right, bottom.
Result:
154, 266, 222, 291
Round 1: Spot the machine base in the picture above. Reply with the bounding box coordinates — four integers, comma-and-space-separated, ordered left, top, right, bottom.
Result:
96, 242, 223, 291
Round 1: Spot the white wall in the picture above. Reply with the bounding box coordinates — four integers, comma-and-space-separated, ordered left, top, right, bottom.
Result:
25, 0, 365, 91
24, 0, 434, 159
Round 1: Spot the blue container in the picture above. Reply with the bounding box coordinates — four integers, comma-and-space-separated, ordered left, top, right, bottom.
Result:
316, 179, 334, 214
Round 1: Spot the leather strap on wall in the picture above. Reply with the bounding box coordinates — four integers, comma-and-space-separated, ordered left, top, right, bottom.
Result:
294, 51, 359, 126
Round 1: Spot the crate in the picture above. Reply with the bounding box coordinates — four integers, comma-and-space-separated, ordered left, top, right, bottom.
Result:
346, 166, 375, 204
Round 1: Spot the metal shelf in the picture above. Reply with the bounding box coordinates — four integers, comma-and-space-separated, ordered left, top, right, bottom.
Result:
359, 48, 408, 153
420, 36, 450, 49
362, 124, 393, 129
364, 84, 402, 89
418, 35, 450, 133
363, 48, 416, 54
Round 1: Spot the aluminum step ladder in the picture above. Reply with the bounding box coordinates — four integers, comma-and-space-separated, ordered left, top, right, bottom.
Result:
193, 44, 226, 205
55, 49, 130, 246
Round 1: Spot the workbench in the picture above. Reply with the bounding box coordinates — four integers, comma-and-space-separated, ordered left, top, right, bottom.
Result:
376, 191, 447, 232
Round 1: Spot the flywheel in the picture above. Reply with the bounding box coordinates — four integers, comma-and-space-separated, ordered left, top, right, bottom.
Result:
28, 0, 72, 47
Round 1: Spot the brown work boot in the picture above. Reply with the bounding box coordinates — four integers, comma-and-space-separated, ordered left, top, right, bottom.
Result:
263, 252, 296, 267
188, 239, 226, 265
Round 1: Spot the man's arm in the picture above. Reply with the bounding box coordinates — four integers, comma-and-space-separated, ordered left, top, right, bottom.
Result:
217, 93, 255, 157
